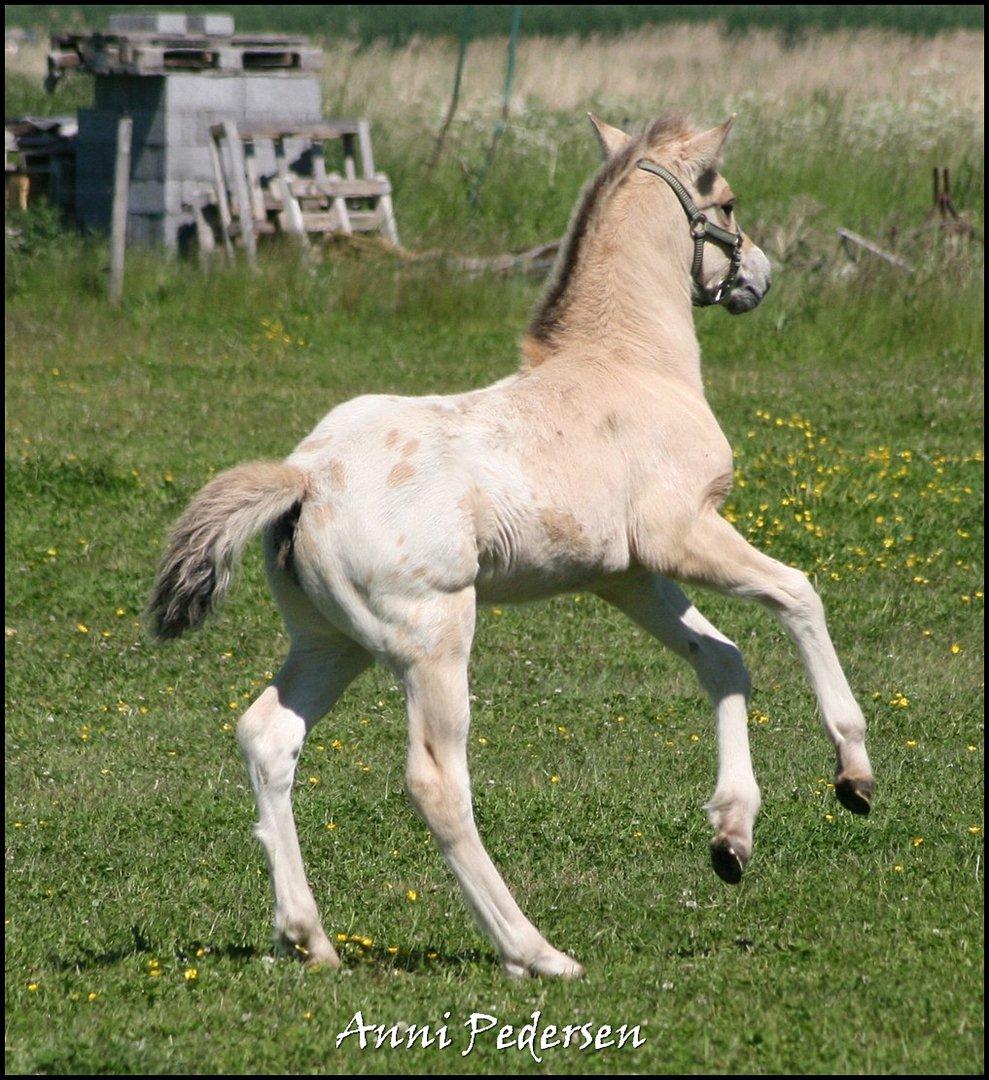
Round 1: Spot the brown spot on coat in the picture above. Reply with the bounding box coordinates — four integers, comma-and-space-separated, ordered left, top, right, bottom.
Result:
388, 461, 415, 487
539, 508, 590, 553
327, 459, 347, 492
385, 429, 400, 449
401, 438, 420, 457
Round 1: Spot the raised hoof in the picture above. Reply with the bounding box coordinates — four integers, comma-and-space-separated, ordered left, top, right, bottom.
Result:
710, 838, 745, 885
835, 776, 874, 816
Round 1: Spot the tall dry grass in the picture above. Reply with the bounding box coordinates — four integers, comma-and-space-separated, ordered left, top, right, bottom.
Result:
9, 25, 983, 120
323, 27, 984, 122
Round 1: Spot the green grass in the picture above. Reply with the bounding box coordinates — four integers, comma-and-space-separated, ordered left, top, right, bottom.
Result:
4, 64, 985, 1075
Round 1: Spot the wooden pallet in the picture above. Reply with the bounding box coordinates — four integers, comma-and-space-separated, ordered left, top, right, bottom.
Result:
204, 119, 399, 260
49, 31, 322, 77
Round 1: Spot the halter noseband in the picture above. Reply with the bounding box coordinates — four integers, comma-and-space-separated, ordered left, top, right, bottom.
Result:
636, 159, 744, 306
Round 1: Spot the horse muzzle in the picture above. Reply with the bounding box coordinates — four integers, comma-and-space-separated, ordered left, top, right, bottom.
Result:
723, 248, 772, 315
723, 281, 768, 314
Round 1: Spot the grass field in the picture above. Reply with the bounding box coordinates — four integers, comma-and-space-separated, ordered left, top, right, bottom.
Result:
4, 23, 985, 1077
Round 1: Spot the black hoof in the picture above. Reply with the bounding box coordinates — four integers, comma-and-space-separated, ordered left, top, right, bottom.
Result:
835, 777, 873, 816
710, 838, 744, 885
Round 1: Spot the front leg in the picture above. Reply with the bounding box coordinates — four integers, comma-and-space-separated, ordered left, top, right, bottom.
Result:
597, 571, 761, 883
677, 512, 875, 814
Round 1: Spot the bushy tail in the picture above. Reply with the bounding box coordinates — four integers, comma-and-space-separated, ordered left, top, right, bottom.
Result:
148, 461, 307, 640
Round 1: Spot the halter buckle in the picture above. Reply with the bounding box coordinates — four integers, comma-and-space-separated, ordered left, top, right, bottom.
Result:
689, 214, 708, 239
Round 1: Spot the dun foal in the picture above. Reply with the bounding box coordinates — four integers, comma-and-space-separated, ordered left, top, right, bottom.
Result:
150, 114, 874, 978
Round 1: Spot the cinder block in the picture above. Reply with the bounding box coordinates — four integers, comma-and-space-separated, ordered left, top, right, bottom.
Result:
243, 75, 322, 120
131, 142, 167, 181
186, 14, 235, 37
165, 145, 212, 182
133, 109, 201, 148
297, 48, 324, 73
127, 179, 189, 214
125, 213, 159, 245
238, 136, 311, 180
109, 12, 188, 35
165, 73, 244, 113
94, 75, 166, 113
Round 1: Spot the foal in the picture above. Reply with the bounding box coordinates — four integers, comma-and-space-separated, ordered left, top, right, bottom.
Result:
150, 114, 874, 978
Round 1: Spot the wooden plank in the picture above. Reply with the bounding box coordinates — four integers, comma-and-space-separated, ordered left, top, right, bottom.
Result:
837, 228, 913, 272
242, 139, 267, 223
207, 129, 234, 260
325, 170, 351, 236
339, 211, 387, 231
222, 120, 257, 265
228, 120, 363, 141
311, 139, 328, 183
191, 195, 215, 269
273, 136, 309, 248
108, 115, 132, 306
341, 132, 358, 181
375, 171, 400, 246
286, 177, 391, 199
357, 120, 376, 178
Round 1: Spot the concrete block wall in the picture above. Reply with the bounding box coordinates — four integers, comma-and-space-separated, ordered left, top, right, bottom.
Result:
75, 71, 324, 249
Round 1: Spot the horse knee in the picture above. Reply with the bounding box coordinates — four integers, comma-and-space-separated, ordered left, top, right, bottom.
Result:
691, 635, 751, 700
773, 567, 825, 625
237, 690, 304, 791
405, 754, 470, 844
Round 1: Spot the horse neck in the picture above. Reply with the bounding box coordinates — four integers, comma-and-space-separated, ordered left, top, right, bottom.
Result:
525, 194, 704, 391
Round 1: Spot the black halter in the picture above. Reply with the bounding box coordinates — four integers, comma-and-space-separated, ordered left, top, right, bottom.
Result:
636, 159, 744, 306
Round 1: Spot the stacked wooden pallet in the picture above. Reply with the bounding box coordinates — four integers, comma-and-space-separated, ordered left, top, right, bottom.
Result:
199, 119, 399, 259
48, 13, 321, 81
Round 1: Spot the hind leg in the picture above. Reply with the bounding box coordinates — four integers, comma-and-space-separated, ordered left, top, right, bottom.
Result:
237, 636, 370, 965
395, 587, 583, 978
598, 571, 760, 883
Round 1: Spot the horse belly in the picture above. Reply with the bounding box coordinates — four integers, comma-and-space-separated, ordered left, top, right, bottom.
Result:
474, 512, 630, 603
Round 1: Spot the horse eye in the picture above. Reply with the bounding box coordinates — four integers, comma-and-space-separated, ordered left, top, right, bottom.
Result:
723, 202, 735, 216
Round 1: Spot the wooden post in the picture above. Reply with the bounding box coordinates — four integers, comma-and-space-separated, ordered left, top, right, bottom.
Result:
221, 120, 257, 265
190, 193, 216, 270
375, 172, 399, 247
429, 4, 474, 168
356, 120, 376, 178
108, 115, 132, 305
207, 129, 234, 260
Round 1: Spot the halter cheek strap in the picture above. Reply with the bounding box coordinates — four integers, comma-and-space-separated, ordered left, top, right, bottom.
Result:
636, 159, 744, 306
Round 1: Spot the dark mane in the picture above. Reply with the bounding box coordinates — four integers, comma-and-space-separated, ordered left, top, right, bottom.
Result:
526, 114, 692, 347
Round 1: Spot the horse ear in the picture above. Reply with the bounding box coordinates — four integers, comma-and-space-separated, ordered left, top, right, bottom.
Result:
683, 115, 736, 173
587, 113, 630, 159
